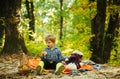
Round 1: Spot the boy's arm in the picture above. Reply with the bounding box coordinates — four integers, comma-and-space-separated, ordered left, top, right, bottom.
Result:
57, 49, 67, 62
40, 48, 48, 60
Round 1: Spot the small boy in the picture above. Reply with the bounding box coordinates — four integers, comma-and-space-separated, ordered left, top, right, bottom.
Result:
37, 34, 66, 75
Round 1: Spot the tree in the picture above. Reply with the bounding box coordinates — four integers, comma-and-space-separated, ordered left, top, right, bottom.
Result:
25, 0, 35, 40
90, 0, 106, 63
1, 0, 28, 55
0, 2, 5, 46
103, 0, 120, 63
59, 0, 63, 40
90, 0, 120, 63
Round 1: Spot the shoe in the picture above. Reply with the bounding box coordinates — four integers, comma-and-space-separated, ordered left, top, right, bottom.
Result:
36, 61, 44, 75
55, 63, 65, 75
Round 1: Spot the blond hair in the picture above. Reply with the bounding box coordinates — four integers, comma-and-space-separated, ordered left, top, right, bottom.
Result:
45, 34, 56, 43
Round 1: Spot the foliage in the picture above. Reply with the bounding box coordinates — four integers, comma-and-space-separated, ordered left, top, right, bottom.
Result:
0, 0, 119, 65
15, 0, 120, 66
20, 0, 93, 59
105, 3, 120, 66
25, 40, 45, 55
108, 28, 120, 66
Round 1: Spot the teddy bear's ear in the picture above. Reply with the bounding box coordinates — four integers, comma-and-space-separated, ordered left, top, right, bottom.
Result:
73, 50, 83, 56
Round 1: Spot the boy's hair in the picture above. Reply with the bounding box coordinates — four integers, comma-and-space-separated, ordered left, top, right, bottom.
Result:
45, 34, 56, 43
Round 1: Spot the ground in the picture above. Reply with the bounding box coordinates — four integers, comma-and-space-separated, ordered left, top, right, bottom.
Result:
0, 54, 120, 79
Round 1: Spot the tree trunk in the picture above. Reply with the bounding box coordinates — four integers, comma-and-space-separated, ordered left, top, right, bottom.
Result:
59, 0, 63, 40
25, 0, 35, 40
0, 20, 4, 46
1, 0, 28, 55
0, 2, 5, 46
90, 0, 106, 63
103, 0, 120, 63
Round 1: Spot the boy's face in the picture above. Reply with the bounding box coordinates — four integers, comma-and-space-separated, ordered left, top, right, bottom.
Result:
45, 40, 55, 49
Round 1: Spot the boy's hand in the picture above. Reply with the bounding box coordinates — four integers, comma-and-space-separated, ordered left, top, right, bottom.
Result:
41, 51, 47, 56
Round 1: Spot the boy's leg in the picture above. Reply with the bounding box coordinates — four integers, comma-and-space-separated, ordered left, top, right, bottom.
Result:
55, 62, 65, 75
36, 61, 44, 75
41, 57, 53, 69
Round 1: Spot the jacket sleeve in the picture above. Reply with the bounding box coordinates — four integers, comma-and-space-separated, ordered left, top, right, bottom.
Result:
57, 49, 66, 62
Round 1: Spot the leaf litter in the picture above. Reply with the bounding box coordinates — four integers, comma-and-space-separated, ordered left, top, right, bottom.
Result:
0, 54, 120, 79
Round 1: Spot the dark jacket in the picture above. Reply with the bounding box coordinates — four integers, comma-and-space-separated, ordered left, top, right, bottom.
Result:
42, 46, 65, 62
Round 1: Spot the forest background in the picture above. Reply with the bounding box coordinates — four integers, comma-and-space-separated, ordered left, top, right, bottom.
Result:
0, 0, 120, 66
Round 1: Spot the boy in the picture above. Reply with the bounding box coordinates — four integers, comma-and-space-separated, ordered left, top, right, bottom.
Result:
37, 34, 66, 75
